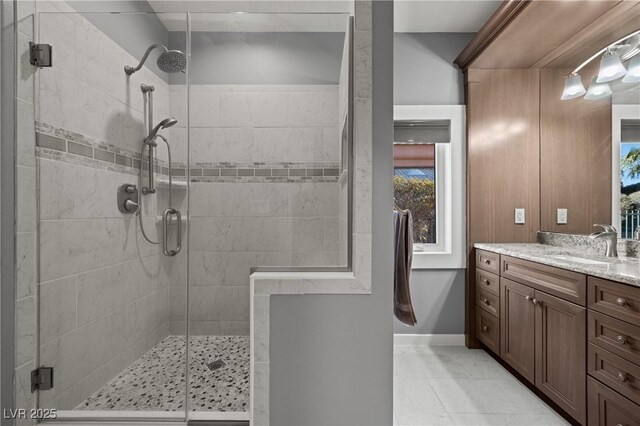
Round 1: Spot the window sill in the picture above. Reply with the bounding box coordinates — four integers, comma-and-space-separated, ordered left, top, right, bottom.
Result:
411, 251, 465, 270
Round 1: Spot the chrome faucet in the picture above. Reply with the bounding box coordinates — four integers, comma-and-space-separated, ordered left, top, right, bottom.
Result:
590, 224, 618, 257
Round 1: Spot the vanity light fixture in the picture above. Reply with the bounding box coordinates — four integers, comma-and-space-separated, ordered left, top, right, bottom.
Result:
584, 77, 612, 100
622, 55, 640, 83
561, 29, 640, 100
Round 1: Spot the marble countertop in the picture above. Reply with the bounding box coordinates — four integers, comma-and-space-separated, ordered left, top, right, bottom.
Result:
474, 243, 640, 288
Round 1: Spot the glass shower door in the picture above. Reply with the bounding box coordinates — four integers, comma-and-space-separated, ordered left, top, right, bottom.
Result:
34, 10, 188, 419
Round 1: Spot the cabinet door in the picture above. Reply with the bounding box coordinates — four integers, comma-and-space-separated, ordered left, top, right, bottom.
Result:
500, 278, 536, 383
535, 290, 586, 425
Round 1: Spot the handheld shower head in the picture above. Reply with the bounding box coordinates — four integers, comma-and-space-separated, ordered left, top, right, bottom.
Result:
125, 44, 186, 75
145, 117, 178, 146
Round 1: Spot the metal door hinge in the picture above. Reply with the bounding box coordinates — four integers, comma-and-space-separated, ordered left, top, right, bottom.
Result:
29, 42, 52, 68
31, 367, 54, 392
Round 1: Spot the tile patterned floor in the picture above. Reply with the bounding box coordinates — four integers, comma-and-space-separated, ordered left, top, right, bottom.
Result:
393, 345, 573, 426
76, 335, 249, 412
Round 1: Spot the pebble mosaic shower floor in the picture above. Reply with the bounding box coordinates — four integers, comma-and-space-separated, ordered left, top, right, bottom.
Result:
76, 336, 249, 412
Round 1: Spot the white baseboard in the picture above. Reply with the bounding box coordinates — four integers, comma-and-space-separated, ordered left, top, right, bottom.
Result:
394, 334, 465, 346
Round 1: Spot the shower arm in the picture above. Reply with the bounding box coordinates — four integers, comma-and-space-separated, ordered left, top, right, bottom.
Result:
125, 44, 167, 75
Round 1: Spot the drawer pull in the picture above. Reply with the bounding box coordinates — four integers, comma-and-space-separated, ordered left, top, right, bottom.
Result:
484, 279, 491, 285
484, 259, 491, 264
482, 325, 488, 332
616, 335, 628, 345
616, 297, 628, 307
481, 298, 490, 305
617, 372, 627, 382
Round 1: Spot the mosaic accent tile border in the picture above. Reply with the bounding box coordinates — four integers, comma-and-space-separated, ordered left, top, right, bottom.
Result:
36, 122, 340, 183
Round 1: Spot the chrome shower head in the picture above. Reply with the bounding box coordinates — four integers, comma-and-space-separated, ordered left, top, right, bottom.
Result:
145, 117, 178, 146
157, 50, 186, 73
125, 44, 186, 75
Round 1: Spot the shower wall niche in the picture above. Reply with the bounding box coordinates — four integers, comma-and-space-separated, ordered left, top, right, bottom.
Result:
14, 2, 351, 420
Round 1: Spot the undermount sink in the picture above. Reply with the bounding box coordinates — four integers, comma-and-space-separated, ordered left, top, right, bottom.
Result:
546, 254, 611, 266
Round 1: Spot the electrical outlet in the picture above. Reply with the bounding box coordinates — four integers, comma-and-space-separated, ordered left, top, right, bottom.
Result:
515, 208, 525, 224
557, 208, 568, 224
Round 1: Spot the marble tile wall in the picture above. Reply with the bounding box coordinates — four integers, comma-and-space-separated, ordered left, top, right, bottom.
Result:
168, 84, 345, 336
15, 1, 177, 415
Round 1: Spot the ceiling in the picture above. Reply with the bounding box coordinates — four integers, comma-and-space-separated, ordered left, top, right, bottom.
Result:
147, 0, 502, 33
394, 0, 502, 33
148, 1, 352, 32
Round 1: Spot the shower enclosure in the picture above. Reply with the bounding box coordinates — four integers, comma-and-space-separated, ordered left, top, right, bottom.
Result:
20, 6, 352, 422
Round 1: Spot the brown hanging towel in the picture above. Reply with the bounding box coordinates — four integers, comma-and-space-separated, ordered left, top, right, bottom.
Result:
393, 208, 417, 326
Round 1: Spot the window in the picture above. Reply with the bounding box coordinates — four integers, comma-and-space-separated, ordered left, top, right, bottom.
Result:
394, 106, 465, 269
393, 144, 436, 244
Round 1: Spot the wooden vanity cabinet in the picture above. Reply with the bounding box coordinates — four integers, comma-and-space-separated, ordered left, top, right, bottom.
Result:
500, 275, 586, 423
476, 251, 588, 423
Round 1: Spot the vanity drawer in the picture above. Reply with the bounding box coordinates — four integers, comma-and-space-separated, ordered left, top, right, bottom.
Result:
589, 311, 640, 366
588, 376, 640, 426
589, 277, 640, 326
476, 287, 500, 318
501, 255, 586, 305
589, 343, 640, 405
476, 250, 500, 275
476, 269, 499, 296
476, 309, 499, 354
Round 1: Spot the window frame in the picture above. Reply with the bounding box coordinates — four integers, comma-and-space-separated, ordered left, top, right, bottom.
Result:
394, 105, 466, 269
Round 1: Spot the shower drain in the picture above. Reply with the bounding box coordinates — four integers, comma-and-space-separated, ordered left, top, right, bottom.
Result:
206, 359, 226, 371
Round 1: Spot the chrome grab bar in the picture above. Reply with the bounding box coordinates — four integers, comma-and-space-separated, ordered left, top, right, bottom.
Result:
162, 208, 181, 256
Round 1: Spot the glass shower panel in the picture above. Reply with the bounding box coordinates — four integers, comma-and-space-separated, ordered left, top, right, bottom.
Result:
185, 12, 351, 415
35, 11, 188, 417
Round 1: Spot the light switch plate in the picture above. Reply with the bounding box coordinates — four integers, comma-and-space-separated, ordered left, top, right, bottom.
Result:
557, 208, 568, 224
515, 208, 525, 224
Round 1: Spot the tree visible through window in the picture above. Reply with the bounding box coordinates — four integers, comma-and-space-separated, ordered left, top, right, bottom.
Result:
393, 143, 436, 244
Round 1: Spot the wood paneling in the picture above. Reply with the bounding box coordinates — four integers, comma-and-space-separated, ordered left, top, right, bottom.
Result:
466, 69, 540, 346
540, 67, 612, 234
534, 290, 587, 424
464, 1, 624, 69
543, 2, 640, 69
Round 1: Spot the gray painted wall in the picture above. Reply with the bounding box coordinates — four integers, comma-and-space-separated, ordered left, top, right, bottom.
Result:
394, 270, 465, 335
393, 33, 471, 335
269, 2, 394, 424
169, 32, 345, 85
394, 32, 473, 105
